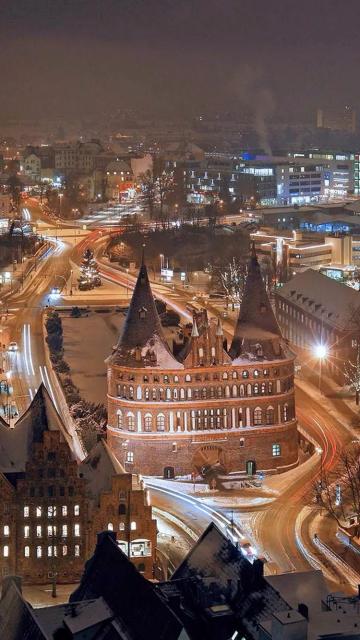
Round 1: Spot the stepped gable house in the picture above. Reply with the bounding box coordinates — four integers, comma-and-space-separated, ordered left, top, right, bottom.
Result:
0, 385, 156, 583
106, 246, 299, 477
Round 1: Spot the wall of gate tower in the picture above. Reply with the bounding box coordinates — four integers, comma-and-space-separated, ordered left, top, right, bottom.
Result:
107, 356, 299, 476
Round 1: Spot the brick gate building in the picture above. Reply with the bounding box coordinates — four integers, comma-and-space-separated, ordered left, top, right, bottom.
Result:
107, 247, 299, 477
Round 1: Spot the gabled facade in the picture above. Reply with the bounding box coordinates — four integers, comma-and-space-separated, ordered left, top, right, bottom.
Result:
0, 385, 156, 584
107, 247, 299, 478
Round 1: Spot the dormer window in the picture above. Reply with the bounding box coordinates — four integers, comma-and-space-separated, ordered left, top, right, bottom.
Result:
139, 307, 147, 319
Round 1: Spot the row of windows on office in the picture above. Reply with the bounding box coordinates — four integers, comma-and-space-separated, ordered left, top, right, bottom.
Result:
1, 544, 81, 559
116, 367, 285, 385
2, 523, 81, 539
117, 403, 294, 432
22, 505, 80, 518
24, 484, 78, 498
277, 301, 336, 329
116, 379, 293, 402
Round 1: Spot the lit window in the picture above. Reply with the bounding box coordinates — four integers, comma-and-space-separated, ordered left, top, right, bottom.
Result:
47, 525, 56, 537
62, 524, 68, 537
130, 521, 137, 531
3, 526, 9, 537
3, 545, 9, 558
36, 526, 42, 538
24, 546, 30, 558
74, 544, 80, 557
272, 444, 281, 457
74, 524, 80, 537
253, 369, 260, 378
119, 522, 125, 531
62, 505, 67, 517
62, 545, 68, 557
74, 505, 80, 516
36, 506, 42, 518
156, 414, 165, 431
24, 526, 30, 538
126, 451, 134, 463
144, 414, 152, 432
24, 506, 29, 518
48, 505, 56, 518
127, 413, 135, 431
253, 407, 262, 426
48, 546, 53, 557
36, 546, 42, 558
107, 523, 113, 531
242, 370, 249, 379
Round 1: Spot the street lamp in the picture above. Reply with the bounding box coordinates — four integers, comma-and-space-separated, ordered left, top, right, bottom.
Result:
313, 343, 328, 394
58, 192, 63, 217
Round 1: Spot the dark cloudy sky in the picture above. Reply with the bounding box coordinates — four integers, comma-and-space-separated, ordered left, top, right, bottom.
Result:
0, 0, 360, 122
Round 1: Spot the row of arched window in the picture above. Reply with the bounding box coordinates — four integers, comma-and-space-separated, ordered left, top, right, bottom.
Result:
116, 403, 294, 432
116, 379, 293, 402
116, 366, 293, 385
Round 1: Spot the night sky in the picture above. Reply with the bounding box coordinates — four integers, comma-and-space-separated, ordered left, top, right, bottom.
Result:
1, 0, 360, 122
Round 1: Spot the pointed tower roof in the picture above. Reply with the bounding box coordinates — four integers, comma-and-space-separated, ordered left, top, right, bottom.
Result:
0, 384, 74, 473
229, 244, 283, 361
107, 263, 183, 369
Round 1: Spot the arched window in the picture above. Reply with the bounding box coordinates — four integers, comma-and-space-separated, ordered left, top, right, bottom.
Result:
225, 385, 230, 398
253, 407, 262, 426
240, 384, 245, 397
166, 388, 171, 400
118, 503, 126, 515
283, 404, 289, 422
232, 371, 238, 379
266, 406, 274, 425
247, 383, 252, 396
131, 521, 137, 531
185, 374, 191, 382
36, 546, 42, 558
152, 388, 157, 401
253, 383, 259, 395
232, 385, 238, 397
217, 386, 223, 398
268, 381, 273, 394
173, 388, 178, 400
223, 372, 228, 380
187, 388, 192, 399
117, 410, 123, 429
261, 382, 266, 394
157, 414, 165, 431
159, 388, 164, 401
24, 546, 30, 558
144, 414, 152, 432
242, 370, 249, 379
210, 387, 215, 398
180, 388, 185, 399
129, 386, 134, 400
174, 376, 179, 383
253, 369, 260, 378
202, 387, 207, 399
127, 413, 135, 431
107, 523, 114, 531
144, 388, 150, 401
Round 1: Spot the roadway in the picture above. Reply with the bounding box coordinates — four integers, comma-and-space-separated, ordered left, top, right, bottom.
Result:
5, 198, 359, 586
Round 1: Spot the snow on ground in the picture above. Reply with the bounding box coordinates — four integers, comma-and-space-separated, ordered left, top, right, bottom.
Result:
62, 311, 125, 404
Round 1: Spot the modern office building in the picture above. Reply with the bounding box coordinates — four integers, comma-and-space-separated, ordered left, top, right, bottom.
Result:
317, 106, 356, 133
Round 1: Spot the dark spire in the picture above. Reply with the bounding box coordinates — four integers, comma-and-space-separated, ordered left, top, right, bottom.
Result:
107, 263, 182, 369
229, 245, 282, 360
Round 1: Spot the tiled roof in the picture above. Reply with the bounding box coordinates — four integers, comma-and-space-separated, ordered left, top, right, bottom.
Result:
277, 268, 360, 331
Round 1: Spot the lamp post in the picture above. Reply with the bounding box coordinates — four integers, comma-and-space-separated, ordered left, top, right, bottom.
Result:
58, 192, 63, 218
314, 343, 327, 394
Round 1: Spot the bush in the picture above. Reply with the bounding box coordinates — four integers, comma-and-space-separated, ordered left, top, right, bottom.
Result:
54, 359, 70, 374
46, 311, 63, 335
70, 306, 82, 318
46, 333, 63, 353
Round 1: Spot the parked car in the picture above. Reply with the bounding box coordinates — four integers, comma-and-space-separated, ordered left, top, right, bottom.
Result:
8, 342, 18, 351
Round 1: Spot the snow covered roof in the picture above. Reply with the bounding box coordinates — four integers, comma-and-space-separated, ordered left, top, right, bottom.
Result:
0, 384, 73, 474
229, 245, 284, 361
0, 577, 47, 640
80, 439, 125, 501
277, 269, 360, 331
34, 597, 120, 639
107, 262, 183, 369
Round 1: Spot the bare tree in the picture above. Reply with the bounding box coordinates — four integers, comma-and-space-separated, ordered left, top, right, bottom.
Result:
210, 258, 247, 310
139, 170, 156, 220
345, 346, 360, 405
313, 444, 360, 536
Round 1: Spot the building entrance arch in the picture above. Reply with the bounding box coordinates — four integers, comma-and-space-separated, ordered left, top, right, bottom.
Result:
192, 445, 226, 477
